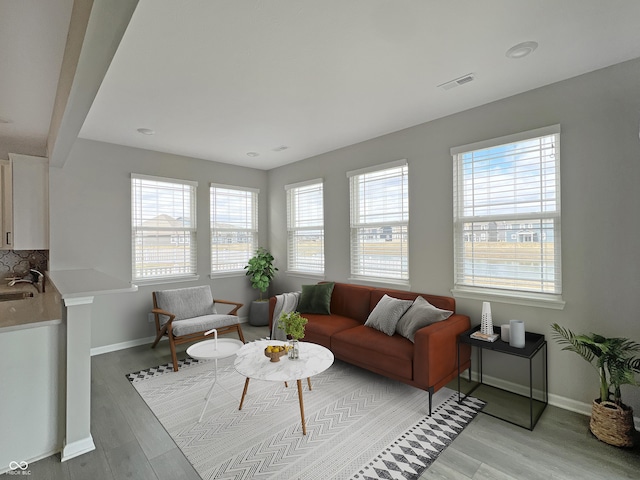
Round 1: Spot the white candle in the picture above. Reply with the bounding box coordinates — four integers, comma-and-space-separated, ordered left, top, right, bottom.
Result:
509, 320, 525, 348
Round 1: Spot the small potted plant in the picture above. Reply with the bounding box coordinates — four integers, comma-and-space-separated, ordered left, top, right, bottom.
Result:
551, 323, 640, 447
278, 311, 308, 359
244, 247, 278, 326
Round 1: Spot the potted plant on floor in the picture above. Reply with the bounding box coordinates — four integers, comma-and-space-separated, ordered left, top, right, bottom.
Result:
278, 311, 308, 359
244, 247, 278, 326
551, 323, 640, 447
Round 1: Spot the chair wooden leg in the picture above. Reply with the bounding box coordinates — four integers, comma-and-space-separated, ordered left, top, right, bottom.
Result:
150, 332, 163, 349
236, 324, 246, 343
169, 338, 180, 372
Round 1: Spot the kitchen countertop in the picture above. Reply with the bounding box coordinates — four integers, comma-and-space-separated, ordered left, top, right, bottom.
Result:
0, 270, 137, 333
0, 280, 63, 332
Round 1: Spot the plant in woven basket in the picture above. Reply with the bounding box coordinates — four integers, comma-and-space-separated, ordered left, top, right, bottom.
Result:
551, 323, 640, 446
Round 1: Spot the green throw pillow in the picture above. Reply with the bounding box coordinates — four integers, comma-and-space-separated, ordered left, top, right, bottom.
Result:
297, 283, 335, 315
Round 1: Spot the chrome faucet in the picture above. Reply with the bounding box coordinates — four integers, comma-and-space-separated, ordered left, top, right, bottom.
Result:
30, 269, 45, 293
7, 269, 45, 293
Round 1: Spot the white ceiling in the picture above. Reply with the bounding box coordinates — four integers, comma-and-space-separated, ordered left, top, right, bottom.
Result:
4, 1, 640, 170
0, 0, 73, 160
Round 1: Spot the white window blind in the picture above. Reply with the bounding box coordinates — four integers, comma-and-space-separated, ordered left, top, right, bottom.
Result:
286, 179, 324, 274
210, 184, 258, 274
131, 174, 197, 281
348, 160, 409, 283
452, 125, 562, 299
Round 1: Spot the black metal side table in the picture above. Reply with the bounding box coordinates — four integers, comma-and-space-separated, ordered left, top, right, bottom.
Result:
457, 325, 548, 430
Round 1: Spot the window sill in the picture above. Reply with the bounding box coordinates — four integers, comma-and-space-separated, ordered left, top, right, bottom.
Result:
210, 271, 246, 279
286, 271, 325, 280
348, 277, 411, 291
133, 275, 200, 287
451, 286, 565, 310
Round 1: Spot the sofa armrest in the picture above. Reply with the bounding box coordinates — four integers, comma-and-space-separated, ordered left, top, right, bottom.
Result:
268, 296, 277, 330
413, 313, 471, 389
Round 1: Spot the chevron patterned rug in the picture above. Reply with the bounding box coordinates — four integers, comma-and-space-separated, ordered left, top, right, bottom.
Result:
128, 357, 483, 480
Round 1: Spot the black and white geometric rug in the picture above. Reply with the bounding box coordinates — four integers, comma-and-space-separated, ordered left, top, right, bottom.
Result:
128, 357, 483, 480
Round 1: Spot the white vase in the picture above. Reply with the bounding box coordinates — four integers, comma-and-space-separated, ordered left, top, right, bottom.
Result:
481, 302, 493, 335
509, 320, 525, 348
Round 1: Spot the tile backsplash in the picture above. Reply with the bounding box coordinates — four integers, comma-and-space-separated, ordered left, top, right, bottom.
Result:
0, 250, 48, 280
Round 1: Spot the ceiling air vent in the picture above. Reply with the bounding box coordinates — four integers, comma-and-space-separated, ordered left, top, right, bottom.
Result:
438, 73, 475, 91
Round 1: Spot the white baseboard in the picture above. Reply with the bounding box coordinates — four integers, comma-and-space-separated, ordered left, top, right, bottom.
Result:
473, 372, 640, 429
90, 316, 250, 356
61, 436, 95, 462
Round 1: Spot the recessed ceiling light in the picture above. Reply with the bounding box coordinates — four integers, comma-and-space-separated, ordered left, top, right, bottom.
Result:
246, 152, 260, 157
137, 128, 155, 135
506, 41, 538, 59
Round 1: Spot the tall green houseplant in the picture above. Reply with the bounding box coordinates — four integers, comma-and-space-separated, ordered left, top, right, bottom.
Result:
244, 247, 277, 301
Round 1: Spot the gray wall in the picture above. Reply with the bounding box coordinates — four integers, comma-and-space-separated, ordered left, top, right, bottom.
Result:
49, 139, 269, 349
267, 58, 640, 412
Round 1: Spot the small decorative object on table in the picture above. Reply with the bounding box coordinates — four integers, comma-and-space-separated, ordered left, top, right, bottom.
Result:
480, 302, 493, 334
278, 311, 308, 359
509, 320, 526, 348
264, 345, 287, 362
472, 302, 498, 341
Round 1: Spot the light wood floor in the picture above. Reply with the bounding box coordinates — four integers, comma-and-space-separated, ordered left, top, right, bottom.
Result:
23, 324, 640, 480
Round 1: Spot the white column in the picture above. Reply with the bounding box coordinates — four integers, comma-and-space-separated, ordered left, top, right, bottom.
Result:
60, 296, 95, 462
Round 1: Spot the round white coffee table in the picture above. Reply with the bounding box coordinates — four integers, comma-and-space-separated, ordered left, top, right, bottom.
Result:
187, 332, 244, 422
234, 340, 334, 435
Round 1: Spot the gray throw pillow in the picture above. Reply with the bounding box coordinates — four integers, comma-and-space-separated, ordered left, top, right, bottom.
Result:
364, 294, 413, 336
395, 296, 453, 342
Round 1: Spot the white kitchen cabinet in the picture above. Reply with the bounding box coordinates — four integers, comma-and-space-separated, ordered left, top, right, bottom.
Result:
0, 160, 11, 249
1, 154, 49, 250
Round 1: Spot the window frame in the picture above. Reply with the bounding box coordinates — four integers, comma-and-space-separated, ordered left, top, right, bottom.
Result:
210, 183, 259, 277
285, 178, 325, 276
131, 173, 198, 284
451, 125, 564, 309
347, 159, 409, 287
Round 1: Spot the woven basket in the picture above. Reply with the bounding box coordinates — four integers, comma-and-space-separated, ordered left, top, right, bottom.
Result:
590, 400, 635, 447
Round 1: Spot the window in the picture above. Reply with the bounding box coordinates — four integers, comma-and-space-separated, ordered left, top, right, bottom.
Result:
131, 174, 197, 282
452, 125, 563, 307
210, 184, 258, 274
286, 179, 324, 274
348, 160, 409, 284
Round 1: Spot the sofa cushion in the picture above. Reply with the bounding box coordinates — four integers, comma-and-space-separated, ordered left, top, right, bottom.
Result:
396, 296, 453, 342
171, 314, 238, 337
332, 325, 414, 381
298, 282, 335, 314
302, 313, 360, 349
155, 286, 216, 323
364, 294, 413, 336
328, 283, 372, 323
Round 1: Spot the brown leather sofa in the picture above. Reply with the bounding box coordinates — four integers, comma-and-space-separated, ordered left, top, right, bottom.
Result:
269, 282, 471, 414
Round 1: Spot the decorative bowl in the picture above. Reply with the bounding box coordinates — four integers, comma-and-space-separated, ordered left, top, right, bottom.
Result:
264, 345, 287, 362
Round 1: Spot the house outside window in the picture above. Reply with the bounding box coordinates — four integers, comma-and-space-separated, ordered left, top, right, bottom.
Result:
286, 179, 324, 275
452, 125, 563, 308
131, 174, 197, 282
348, 160, 409, 285
210, 183, 259, 275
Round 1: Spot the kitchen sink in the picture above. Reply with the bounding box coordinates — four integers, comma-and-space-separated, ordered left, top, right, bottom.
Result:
0, 291, 34, 302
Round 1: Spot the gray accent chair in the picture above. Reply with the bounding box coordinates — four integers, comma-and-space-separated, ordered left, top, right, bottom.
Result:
151, 285, 245, 371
